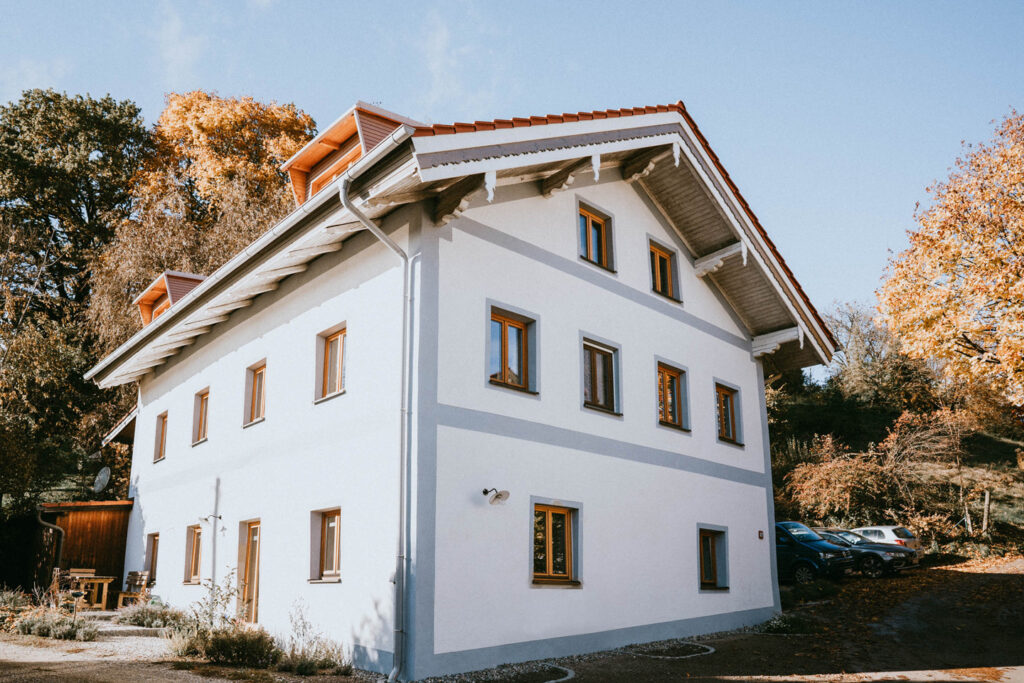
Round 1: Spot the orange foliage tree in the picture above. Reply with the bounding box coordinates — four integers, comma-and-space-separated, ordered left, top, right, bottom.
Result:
88, 91, 316, 351
879, 112, 1024, 405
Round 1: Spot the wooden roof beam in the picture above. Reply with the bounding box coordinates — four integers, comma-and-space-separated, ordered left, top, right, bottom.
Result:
752, 327, 803, 357
434, 173, 485, 226
694, 242, 746, 277
622, 145, 673, 184
540, 158, 591, 197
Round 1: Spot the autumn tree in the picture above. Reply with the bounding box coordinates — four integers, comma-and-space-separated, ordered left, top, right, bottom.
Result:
879, 111, 1024, 406
88, 91, 315, 352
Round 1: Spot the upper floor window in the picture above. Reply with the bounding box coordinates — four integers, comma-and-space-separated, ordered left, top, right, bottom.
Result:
193, 390, 209, 444
154, 412, 168, 462
321, 329, 347, 399
582, 339, 618, 414
490, 312, 528, 390
578, 206, 612, 270
715, 383, 740, 443
657, 363, 688, 430
246, 363, 266, 424
533, 503, 576, 584
649, 241, 677, 299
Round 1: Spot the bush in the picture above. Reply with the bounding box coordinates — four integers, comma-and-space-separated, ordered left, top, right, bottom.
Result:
274, 600, 350, 675
204, 626, 281, 668
115, 603, 186, 629
167, 624, 208, 657
0, 589, 29, 610
759, 612, 817, 634
15, 610, 97, 641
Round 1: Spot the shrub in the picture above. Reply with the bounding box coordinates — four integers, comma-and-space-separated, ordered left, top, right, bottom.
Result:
275, 600, 349, 675
167, 624, 208, 657
0, 589, 29, 610
15, 610, 97, 641
204, 626, 281, 668
760, 612, 817, 634
115, 603, 186, 629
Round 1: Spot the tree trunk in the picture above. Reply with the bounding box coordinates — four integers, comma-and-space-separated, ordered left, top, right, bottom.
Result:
965, 506, 974, 535
981, 490, 991, 534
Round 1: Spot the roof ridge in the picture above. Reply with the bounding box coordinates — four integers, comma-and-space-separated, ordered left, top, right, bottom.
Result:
412, 102, 685, 137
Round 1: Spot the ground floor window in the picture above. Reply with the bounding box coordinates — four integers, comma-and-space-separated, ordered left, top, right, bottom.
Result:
698, 527, 728, 589
185, 526, 201, 584
146, 533, 159, 584
533, 504, 576, 583
319, 509, 341, 579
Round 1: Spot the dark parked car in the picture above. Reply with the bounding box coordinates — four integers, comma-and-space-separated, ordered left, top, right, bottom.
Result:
813, 528, 919, 578
775, 521, 855, 584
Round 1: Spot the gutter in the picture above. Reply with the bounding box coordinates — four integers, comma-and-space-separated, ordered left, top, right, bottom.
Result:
337, 123, 416, 682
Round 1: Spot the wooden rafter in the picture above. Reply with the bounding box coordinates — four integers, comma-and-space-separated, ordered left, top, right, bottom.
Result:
622, 145, 672, 184
539, 158, 591, 197
433, 173, 485, 226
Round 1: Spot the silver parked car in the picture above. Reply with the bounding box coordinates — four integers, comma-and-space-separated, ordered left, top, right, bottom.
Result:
851, 525, 921, 552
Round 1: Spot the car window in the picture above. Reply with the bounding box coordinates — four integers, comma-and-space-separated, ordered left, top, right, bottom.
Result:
838, 530, 869, 544
778, 522, 823, 541
894, 527, 915, 539
823, 534, 850, 547
862, 529, 880, 538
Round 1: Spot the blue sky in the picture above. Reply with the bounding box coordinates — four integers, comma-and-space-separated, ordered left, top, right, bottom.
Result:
2, 1, 1022, 318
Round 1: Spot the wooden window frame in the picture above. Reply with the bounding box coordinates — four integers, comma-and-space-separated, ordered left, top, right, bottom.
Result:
242, 521, 261, 623
248, 364, 266, 424
699, 529, 720, 588
583, 341, 617, 413
320, 329, 347, 399
649, 242, 676, 299
319, 510, 341, 579
715, 383, 738, 443
194, 390, 209, 444
490, 313, 529, 390
657, 363, 687, 429
533, 504, 574, 583
154, 412, 168, 462
146, 533, 159, 584
185, 526, 201, 584
578, 207, 611, 270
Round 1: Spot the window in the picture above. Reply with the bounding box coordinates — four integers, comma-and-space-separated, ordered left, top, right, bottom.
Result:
657, 363, 688, 429
193, 390, 209, 444
715, 383, 739, 442
185, 526, 201, 584
321, 329, 346, 398
533, 504, 575, 583
699, 528, 727, 589
489, 313, 528, 389
154, 412, 168, 462
246, 363, 266, 424
319, 510, 341, 579
583, 340, 617, 413
649, 241, 677, 299
146, 533, 159, 584
578, 206, 611, 269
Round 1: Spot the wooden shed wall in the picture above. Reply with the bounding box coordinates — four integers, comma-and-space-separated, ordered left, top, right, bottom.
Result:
47, 503, 132, 591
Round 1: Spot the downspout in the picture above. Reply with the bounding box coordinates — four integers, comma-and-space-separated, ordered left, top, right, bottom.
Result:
339, 166, 413, 683
36, 506, 65, 576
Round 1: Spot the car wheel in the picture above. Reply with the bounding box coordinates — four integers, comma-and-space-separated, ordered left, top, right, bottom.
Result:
793, 564, 816, 585
861, 555, 884, 579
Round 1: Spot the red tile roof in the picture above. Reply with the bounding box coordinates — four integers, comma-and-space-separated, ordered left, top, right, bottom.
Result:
415, 102, 836, 349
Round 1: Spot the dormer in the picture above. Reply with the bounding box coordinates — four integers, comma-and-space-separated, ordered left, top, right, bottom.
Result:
133, 271, 207, 326
280, 101, 423, 206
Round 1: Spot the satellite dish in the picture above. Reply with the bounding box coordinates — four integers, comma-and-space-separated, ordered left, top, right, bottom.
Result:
92, 467, 111, 493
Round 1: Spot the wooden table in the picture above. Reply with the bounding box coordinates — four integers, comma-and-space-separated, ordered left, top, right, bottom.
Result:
70, 575, 116, 610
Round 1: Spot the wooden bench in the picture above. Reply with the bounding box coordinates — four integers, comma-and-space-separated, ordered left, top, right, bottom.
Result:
117, 571, 150, 608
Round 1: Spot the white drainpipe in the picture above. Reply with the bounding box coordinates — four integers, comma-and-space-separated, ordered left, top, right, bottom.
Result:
338, 141, 414, 681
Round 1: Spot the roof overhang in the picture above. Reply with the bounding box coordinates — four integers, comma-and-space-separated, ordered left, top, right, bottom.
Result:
86, 102, 833, 387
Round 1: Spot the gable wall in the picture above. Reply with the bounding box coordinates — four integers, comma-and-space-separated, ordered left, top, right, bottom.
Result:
413, 171, 778, 677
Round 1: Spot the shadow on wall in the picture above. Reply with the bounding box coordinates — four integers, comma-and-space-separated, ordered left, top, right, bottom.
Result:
350, 595, 394, 675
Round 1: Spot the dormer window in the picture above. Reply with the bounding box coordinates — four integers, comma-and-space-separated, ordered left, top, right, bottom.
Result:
133, 271, 206, 326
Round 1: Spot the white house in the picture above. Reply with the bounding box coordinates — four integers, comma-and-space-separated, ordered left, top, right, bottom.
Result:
87, 101, 835, 680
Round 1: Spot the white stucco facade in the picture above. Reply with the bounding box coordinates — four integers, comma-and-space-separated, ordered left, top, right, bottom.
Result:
100, 106, 833, 681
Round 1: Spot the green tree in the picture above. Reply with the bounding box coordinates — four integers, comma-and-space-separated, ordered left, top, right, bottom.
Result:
0, 89, 148, 515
